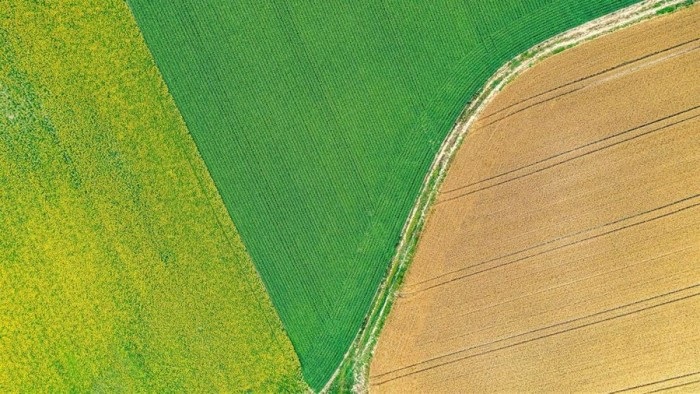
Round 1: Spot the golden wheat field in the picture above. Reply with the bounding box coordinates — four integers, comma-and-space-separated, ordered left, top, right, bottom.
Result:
371, 4, 700, 392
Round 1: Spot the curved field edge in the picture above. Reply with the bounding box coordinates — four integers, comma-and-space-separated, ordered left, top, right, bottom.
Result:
0, 1, 305, 391
325, 0, 696, 391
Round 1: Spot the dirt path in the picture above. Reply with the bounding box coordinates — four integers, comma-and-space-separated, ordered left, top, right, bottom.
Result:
370, 3, 700, 392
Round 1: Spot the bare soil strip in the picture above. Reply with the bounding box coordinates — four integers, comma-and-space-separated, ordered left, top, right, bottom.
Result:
370, 4, 700, 392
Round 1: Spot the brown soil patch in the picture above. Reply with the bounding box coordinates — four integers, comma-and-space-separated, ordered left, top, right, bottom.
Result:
370, 5, 700, 393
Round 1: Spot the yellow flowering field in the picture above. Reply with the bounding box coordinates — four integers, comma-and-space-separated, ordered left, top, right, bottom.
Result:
0, 1, 304, 391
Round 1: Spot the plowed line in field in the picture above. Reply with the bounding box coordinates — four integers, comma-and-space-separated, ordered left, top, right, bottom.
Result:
441, 105, 700, 195
649, 380, 700, 393
480, 37, 700, 121
479, 85, 584, 128
612, 372, 700, 393
376, 286, 700, 382
478, 40, 700, 129
613, 373, 700, 393
478, 46, 700, 129
373, 284, 700, 385
438, 112, 700, 204
426, 243, 695, 330
404, 194, 700, 294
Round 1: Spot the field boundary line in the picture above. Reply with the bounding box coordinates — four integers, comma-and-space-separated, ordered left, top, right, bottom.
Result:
321, 1, 696, 392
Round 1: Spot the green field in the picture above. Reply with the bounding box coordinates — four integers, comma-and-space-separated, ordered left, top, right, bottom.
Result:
0, 1, 303, 391
127, 0, 640, 388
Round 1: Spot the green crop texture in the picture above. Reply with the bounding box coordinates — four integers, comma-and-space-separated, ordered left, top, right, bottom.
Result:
127, 0, 640, 388
0, 1, 304, 392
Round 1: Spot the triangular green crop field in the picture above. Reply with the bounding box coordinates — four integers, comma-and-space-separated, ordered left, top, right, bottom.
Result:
126, 0, 640, 388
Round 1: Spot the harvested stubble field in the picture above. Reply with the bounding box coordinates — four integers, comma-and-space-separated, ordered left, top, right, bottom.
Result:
125, 0, 644, 387
371, 4, 700, 392
0, 1, 303, 391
